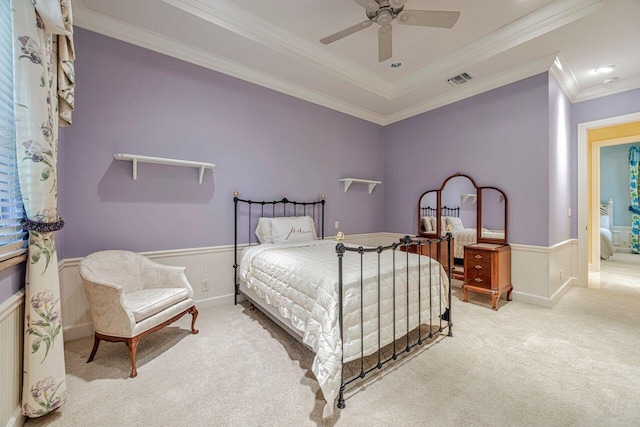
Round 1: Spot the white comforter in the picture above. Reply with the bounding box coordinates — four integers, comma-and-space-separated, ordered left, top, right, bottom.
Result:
446, 229, 505, 258
449, 229, 477, 258
240, 240, 449, 417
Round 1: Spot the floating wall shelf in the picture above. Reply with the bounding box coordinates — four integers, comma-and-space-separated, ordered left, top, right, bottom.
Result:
461, 193, 477, 203
339, 178, 382, 194
114, 153, 216, 184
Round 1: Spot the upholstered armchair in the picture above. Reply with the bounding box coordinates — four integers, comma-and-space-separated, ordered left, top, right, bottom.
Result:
79, 250, 199, 377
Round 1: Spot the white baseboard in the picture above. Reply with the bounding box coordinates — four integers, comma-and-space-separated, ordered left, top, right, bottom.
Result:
512, 277, 575, 308
6, 407, 24, 427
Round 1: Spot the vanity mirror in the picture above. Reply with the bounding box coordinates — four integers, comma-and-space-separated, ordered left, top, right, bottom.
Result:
479, 187, 507, 243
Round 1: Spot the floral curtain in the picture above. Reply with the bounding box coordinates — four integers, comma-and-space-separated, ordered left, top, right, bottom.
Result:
629, 147, 640, 254
12, 0, 74, 418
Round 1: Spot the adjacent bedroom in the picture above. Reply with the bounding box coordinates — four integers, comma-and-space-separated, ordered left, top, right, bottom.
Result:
591, 139, 640, 294
2, 1, 640, 427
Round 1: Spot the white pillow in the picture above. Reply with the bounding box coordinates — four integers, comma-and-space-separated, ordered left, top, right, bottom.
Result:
270, 216, 318, 244
255, 217, 273, 244
430, 217, 437, 232
421, 216, 433, 232
441, 217, 448, 235
600, 215, 610, 229
445, 216, 464, 231
255, 216, 318, 244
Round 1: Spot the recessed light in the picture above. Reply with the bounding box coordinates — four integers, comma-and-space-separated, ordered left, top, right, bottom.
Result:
594, 64, 617, 74
603, 77, 618, 85
390, 62, 403, 69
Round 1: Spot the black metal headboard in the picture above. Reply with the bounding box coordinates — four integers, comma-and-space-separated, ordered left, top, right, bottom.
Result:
441, 205, 460, 217
233, 192, 326, 303
420, 206, 460, 218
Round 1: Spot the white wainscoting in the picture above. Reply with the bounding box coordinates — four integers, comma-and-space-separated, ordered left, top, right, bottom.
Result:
0, 291, 25, 427
511, 239, 578, 308
58, 233, 576, 340
612, 226, 632, 253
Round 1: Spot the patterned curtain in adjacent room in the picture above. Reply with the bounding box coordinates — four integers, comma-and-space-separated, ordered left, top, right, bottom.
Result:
12, 0, 74, 418
629, 146, 640, 254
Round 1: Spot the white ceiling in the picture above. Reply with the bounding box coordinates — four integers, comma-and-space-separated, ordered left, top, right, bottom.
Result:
74, 0, 640, 125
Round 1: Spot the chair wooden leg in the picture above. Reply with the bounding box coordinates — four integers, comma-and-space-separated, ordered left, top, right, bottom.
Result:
188, 306, 199, 334
87, 334, 101, 363
126, 336, 140, 378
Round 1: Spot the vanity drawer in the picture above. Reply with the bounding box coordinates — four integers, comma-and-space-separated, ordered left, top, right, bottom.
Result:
465, 249, 491, 266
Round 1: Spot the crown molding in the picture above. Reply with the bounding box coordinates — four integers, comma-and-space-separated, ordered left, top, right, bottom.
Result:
72, 1, 637, 126
574, 74, 640, 103
392, 0, 604, 98
162, 0, 394, 99
549, 56, 581, 102
73, 5, 387, 125
383, 53, 559, 126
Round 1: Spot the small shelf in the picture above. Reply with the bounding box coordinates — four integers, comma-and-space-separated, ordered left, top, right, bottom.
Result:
114, 153, 216, 184
461, 193, 477, 203
339, 178, 381, 194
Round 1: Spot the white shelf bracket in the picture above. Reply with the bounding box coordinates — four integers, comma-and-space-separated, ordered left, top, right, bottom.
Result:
368, 183, 376, 194
198, 165, 206, 184
132, 158, 138, 181
343, 180, 353, 192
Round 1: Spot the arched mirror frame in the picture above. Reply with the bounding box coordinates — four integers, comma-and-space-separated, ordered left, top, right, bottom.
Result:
417, 173, 508, 246
477, 186, 508, 245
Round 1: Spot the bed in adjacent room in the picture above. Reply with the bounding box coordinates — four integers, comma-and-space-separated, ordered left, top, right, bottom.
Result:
233, 194, 452, 417
600, 201, 615, 260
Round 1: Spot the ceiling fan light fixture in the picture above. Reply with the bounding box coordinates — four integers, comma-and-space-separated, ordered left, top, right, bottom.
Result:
594, 64, 617, 74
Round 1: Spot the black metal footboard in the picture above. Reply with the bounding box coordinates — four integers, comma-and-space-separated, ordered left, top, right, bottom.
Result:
335, 234, 453, 409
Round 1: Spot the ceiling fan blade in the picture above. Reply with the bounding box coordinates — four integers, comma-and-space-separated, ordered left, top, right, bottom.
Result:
378, 24, 392, 62
397, 10, 461, 28
320, 20, 373, 45
351, 0, 380, 13
389, 0, 408, 9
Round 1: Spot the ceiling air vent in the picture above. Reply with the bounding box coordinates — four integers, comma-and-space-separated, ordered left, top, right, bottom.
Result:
447, 72, 473, 86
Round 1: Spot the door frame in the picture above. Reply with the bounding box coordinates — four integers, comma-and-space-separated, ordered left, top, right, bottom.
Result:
578, 112, 640, 287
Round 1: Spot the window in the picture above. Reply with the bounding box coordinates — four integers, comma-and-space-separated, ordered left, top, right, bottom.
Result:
0, 2, 27, 265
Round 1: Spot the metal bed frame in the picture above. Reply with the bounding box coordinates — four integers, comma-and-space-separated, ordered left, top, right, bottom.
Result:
421, 205, 460, 218
233, 193, 453, 411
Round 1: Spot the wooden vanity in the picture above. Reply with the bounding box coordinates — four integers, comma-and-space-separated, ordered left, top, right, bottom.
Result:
416, 172, 512, 310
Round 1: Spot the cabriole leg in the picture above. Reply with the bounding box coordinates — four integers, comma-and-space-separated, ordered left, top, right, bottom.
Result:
127, 336, 140, 378
188, 306, 199, 334
87, 334, 100, 363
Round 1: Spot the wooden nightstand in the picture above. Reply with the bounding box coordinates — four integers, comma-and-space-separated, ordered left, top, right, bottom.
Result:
462, 243, 512, 311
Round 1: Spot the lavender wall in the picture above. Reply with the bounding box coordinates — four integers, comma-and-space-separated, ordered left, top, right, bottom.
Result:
570, 88, 640, 238
58, 29, 385, 259
383, 73, 550, 246
0, 265, 25, 303
548, 75, 572, 245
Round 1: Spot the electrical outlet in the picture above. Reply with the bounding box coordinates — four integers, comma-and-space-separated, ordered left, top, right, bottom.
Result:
201, 279, 209, 292
334, 221, 339, 229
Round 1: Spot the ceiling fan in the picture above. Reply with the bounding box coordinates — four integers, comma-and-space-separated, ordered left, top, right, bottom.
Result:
320, 0, 461, 62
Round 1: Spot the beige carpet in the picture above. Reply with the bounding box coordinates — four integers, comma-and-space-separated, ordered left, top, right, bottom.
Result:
26, 287, 640, 426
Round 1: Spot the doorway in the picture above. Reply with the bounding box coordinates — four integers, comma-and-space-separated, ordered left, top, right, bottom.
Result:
578, 113, 640, 289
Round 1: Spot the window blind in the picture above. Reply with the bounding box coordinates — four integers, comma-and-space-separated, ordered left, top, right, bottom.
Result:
0, 2, 27, 263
